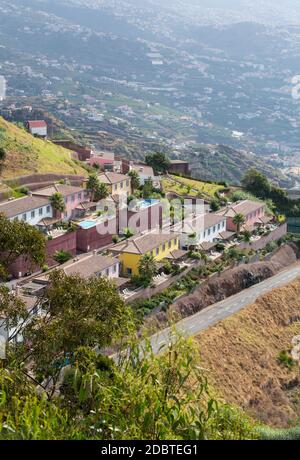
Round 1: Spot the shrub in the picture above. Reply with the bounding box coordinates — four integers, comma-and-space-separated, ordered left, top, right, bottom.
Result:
277, 350, 295, 370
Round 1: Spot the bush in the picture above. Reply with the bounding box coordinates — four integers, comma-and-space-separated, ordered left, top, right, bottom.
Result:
54, 250, 73, 265
277, 350, 295, 370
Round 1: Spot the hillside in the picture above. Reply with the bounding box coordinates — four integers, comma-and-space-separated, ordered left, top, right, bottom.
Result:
0, 117, 87, 180
182, 144, 291, 187
196, 278, 300, 428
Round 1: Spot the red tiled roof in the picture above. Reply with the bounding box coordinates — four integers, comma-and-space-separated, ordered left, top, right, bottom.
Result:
28, 120, 47, 128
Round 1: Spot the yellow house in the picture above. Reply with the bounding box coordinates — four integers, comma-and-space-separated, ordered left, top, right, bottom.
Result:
110, 231, 180, 277
98, 172, 131, 196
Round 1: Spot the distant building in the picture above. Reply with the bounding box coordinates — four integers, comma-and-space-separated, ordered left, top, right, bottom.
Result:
168, 160, 190, 176
129, 163, 160, 187
27, 120, 47, 138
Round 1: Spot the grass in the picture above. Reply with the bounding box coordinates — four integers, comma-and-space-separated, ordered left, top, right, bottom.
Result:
0, 117, 87, 179
162, 175, 224, 200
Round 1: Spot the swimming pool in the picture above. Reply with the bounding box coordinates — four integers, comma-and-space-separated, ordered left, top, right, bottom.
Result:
138, 199, 159, 209
78, 220, 97, 230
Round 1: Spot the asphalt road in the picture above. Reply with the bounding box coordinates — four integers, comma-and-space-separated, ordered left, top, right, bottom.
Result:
149, 262, 300, 355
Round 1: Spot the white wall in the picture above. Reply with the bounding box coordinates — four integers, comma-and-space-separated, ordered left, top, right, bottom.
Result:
13, 204, 53, 226
180, 219, 227, 249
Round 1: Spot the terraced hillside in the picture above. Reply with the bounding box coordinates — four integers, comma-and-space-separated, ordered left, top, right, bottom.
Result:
0, 117, 87, 180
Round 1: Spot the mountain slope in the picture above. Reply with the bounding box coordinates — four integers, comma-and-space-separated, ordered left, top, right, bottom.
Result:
196, 278, 300, 427
0, 117, 87, 180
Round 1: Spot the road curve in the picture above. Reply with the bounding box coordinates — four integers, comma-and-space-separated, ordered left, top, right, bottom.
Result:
149, 262, 300, 355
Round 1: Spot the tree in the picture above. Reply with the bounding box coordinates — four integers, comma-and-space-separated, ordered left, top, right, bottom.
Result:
138, 253, 158, 286
142, 177, 154, 198
210, 198, 221, 212
13, 270, 133, 397
145, 152, 170, 175
128, 170, 140, 193
86, 174, 99, 202
242, 230, 252, 243
50, 192, 65, 217
94, 181, 109, 201
241, 169, 271, 200
0, 214, 46, 279
233, 213, 246, 236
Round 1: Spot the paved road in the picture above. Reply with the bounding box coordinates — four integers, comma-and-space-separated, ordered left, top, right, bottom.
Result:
149, 262, 300, 355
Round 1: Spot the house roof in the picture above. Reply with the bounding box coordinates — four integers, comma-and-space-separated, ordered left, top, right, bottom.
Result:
174, 213, 226, 234
33, 184, 85, 198
28, 120, 47, 128
61, 254, 119, 279
218, 231, 236, 240
218, 200, 264, 218
110, 231, 180, 255
170, 160, 189, 165
165, 249, 188, 260
131, 164, 155, 177
98, 172, 129, 185
0, 195, 50, 218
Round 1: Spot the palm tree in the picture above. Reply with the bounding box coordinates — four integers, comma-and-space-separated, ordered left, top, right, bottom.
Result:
128, 170, 140, 193
233, 213, 246, 236
50, 192, 65, 218
86, 174, 100, 202
138, 254, 158, 283
242, 230, 252, 243
94, 182, 109, 201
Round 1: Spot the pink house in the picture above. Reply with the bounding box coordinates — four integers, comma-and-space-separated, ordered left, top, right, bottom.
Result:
33, 184, 87, 221
217, 200, 266, 232
87, 152, 115, 171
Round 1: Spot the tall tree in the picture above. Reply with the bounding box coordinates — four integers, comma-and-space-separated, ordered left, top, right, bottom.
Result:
233, 213, 246, 235
241, 169, 271, 200
145, 152, 170, 175
50, 192, 65, 217
86, 174, 100, 202
94, 182, 109, 201
138, 254, 158, 285
0, 214, 46, 279
128, 170, 140, 193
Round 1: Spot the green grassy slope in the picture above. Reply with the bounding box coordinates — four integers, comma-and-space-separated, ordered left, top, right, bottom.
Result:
0, 117, 87, 180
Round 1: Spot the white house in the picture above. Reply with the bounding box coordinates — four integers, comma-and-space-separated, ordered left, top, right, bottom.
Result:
174, 213, 227, 250
129, 163, 160, 188
0, 195, 53, 226
27, 120, 47, 137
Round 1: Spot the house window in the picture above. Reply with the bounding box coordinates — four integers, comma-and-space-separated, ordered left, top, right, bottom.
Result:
126, 180, 129, 187
136, 219, 141, 228
114, 184, 118, 191
31, 210, 35, 219
39, 208, 43, 216
162, 244, 166, 252
213, 226, 216, 233
22, 213, 27, 221
127, 268, 132, 276
46, 205, 51, 213
113, 265, 117, 273
156, 247, 160, 256
168, 241, 172, 249
120, 182, 124, 189
218, 223, 220, 230
106, 268, 110, 277
78, 193, 82, 200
